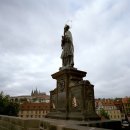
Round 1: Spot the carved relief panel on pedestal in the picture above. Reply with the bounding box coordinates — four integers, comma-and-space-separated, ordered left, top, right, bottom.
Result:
85, 85, 94, 113
69, 86, 82, 112
57, 79, 66, 111
50, 89, 57, 111
57, 79, 65, 92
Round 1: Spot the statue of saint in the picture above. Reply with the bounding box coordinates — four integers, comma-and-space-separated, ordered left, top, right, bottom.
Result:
61, 24, 74, 68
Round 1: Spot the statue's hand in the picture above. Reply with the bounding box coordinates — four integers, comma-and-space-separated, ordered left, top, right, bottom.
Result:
62, 35, 64, 41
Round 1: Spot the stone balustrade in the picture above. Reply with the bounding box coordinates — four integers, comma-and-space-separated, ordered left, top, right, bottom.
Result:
0, 115, 121, 130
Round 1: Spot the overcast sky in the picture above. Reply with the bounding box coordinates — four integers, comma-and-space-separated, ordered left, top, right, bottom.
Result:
0, 0, 130, 98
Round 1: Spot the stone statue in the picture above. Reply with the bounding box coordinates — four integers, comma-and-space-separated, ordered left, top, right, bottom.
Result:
61, 24, 74, 68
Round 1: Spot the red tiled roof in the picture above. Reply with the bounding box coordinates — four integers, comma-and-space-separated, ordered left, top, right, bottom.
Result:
20, 102, 50, 110
122, 97, 130, 103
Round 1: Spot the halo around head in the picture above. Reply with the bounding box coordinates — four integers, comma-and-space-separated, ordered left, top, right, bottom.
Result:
65, 20, 72, 29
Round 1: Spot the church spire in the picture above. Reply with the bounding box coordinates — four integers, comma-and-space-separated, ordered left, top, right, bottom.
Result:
31, 90, 33, 96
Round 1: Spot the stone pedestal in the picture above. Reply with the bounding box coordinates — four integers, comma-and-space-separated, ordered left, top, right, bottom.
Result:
46, 68, 100, 120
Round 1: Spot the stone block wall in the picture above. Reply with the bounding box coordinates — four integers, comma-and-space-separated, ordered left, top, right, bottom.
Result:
0, 115, 40, 130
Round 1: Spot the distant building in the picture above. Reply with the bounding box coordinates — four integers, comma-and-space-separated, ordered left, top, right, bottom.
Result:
96, 99, 125, 120
122, 97, 130, 121
10, 88, 50, 104
10, 89, 50, 118
18, 102, 50, 118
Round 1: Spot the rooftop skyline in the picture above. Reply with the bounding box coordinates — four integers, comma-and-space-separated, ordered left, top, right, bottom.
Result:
0, 0, 130, 98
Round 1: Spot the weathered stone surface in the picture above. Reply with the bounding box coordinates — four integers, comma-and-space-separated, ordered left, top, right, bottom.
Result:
47, 68, 100, 120
61, 25, 74, 68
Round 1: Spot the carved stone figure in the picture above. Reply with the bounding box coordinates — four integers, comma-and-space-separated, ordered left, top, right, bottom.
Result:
61, 24, 74, 68
47, 26, 100, 121
72, 96, 78, 108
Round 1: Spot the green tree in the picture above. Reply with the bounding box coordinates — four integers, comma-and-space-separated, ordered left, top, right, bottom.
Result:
100, 108, 109, 119
0, 91, 19, 116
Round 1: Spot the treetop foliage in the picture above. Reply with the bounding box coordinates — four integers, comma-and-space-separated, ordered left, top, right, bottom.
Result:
0, 91, 19, 116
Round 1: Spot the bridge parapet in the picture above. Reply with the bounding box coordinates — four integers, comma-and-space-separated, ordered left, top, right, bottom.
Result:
0, 115, 121, 130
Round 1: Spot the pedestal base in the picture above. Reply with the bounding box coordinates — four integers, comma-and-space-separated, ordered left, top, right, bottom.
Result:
46, 68, 100, 121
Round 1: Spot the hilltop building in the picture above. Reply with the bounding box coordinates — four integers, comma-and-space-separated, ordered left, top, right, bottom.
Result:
10, 89, 50, 118
10, 88, 50, 103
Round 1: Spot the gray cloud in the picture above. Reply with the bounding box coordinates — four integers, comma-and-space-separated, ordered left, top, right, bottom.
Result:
72, 0, 130, 98
0, 0, 130, 98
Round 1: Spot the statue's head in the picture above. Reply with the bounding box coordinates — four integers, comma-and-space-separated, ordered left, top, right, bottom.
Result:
64, 24, 70, 30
